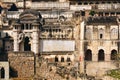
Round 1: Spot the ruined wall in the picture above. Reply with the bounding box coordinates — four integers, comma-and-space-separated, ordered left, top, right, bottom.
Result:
8, 51, 35, 78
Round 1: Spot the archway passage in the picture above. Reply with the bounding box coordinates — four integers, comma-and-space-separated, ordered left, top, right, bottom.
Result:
85, 49, 92, 61
111, 50, 117, 60
24, 37, 31, 51
98, 49, 105, 61
55, 56, 58, 62
1, 67, 5, 78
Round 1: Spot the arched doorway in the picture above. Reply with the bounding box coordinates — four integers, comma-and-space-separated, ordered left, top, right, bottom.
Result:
1, 67, 5, 78
111, 50, 117, 60
55, 56, 58, 62
24, 37, 31, 51
98, 49, 105, 61
61, 57, 64, 62
85, 49, 92, 61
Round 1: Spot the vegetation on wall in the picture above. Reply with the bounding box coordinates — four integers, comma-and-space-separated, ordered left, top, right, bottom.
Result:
89, 11, 95, 16
107, 53, 120, 79
107, 69, 120, 79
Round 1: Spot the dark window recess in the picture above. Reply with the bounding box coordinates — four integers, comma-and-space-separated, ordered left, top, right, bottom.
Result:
0, 32, 1, 38
24, 37, 31, 51
61, 57, 64, 62
55, 57, 58, 62
15, 26, 17, 29
1, 67, 5, 78
21, 24, 24, 30
0, 6, 3, 14
81, 11, 85, 16
6, 33, 8, 37
100, 34, 103, 39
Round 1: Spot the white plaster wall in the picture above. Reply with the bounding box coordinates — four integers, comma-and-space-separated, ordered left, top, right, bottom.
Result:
40, 40, 75, 52
70, 5, 92, 11
0, 62, 9, 80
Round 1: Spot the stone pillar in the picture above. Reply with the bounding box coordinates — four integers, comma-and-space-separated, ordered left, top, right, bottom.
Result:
13, 24, 20, 51
32, 23, 40, 54
80, 21, 85, 73
5, 62, 9, 80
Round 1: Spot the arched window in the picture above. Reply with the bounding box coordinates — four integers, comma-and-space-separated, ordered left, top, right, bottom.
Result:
24, 37, 31, 51
98, 49, 105, 61
85, 49, 92, 61
111, 28, 118, 39
61, 57, 64, 62
67, 57, 71, 62
55, 56, 58, 62
111, 50, 117, 60
85, 28, 92, 39
99, 28, 104, 39
1, 67, 5, 78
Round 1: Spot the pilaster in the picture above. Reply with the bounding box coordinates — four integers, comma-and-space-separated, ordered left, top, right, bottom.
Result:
32, 23, 40, 54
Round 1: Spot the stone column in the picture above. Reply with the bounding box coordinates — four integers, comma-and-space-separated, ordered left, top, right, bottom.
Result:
5, 62, 9, 80
80, 21, 85, 73
32, 23, 40, 54
13, 24, 20, 51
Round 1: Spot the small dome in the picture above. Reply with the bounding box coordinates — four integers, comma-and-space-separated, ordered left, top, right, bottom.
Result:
20, 9, 42, 19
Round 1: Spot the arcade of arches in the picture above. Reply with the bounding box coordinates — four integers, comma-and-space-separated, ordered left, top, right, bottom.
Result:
84, 49, 117, 61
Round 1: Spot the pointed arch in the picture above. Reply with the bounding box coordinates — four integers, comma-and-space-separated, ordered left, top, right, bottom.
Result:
111, 50, 117, 60
85, 49, 92, 61
98, 49, 105, 61
1, 67, 5, 78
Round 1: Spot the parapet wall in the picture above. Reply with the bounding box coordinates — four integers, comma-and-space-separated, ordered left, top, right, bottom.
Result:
8, 51, 35, 78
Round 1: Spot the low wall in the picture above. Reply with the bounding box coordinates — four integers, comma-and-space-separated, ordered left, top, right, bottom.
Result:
8, 51, 35, 78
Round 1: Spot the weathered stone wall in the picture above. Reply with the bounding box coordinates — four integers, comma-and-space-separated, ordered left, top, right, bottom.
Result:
86, 61, 117, 77
8, 51, 35, 78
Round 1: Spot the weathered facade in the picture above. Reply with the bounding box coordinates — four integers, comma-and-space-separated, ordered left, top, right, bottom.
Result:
0, 0, 120, 80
